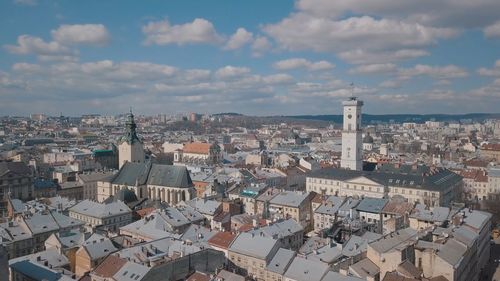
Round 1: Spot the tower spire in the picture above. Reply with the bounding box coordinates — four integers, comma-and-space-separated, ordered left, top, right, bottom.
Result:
123, 110, 140, 144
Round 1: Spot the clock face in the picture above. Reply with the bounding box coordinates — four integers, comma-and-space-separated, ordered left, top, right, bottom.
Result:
348, 114, 352, 119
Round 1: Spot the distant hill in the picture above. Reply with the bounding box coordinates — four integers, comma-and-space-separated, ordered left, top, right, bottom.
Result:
284, 113, 500, 123
212, 112, 243, 116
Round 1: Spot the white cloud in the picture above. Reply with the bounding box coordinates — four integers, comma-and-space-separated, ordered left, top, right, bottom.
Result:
224, 28, 253, 50
5, 35, 74, 56
215, 66, 250, 78
262, 73, 294, 84
273, 58, 334, 71
295, 0, 500, 29
484, 21, 500, 38
142, 18, 223, 46
51, 24, 110, 46
478, 60, 500, 76
349, 63, 397, 74
12, 63, 41, 72
379, 80, 401, 88
264, 15, 457, 64
338, 49, 429, 64
251, 36, 272, 56
81, 61, 177, 80
398, 64, 468, 80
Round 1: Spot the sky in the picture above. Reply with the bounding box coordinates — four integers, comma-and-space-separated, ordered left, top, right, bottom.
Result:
1, 0, 500, 116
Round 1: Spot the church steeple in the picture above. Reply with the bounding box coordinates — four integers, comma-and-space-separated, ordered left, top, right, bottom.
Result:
123, 109, 141, 144
119, 108, 145, 169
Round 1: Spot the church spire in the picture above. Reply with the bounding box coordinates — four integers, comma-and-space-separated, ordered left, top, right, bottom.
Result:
123, 109, 141, 144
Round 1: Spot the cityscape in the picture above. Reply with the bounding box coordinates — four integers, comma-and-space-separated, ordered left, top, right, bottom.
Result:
1, 1, 500, 281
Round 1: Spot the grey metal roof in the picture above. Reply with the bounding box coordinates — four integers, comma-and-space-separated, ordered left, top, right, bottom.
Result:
119, 209, 185, 239
147, 164, 192, 188
0, 161, 31, 177
308, 164, 463, 192
78, 171, 115, 183
113, 261, 150, 281
410, 204, 449, 222
112, 161, 151, 186
342, 235, 369, 257
184, 198, 221, 215
9, 260, 62, 281
180, 224, 216, 244
69, 199, 131, 218
356, 198, 388, 214
111, 162, 193, 188
349, 258, 380, 279
369, 228, 418, 254
315, 196, 345, 215
229, 232, 279, 260
248, 219, 303, 239
269, 191, 310, 208
307, 243, 343, 264
462, 209, 492, 231
452, 226, 478, 247
82, 233, 117, 260
284, 256, 330, 281
266, 248, 296, 275
436, 238, 467, 266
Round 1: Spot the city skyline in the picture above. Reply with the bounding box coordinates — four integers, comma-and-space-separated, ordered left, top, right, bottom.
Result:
1, 0, 500, 116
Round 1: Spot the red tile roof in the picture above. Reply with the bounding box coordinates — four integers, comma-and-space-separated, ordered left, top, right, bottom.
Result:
186, 272, 211, 281
92, 255, 127, 278
208, 231, 237, 249
481, 143, 500, 151
183, 142, 212, 154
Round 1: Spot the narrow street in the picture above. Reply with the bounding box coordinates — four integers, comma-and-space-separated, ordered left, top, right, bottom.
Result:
0, 246, 9, 279
487, 237, 500, 281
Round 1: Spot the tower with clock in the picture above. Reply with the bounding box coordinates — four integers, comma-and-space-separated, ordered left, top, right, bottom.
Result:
340, 95, 364, 170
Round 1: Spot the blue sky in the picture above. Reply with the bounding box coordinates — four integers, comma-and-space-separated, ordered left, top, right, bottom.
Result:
1, 0, 500, 116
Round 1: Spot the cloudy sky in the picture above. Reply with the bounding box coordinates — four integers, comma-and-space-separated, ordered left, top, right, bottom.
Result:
1, 0, 500, 116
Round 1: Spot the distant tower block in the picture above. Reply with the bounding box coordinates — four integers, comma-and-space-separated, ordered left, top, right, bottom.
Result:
340, 96, 363, 171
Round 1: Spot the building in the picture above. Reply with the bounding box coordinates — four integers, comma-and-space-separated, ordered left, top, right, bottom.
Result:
313, 195, 345, 232
118, 110, 145, 169
174, 142, 222, 165
365, 228, 419, 279
228, 232, 281, 280
68, 199, 132, 232
489, 168, 500, 200
307, 164, 462, 207
480, 143, 500, 161
0, 162, 33, 210
247, 219, 304, 251
78, 171, 115, 201
341, 96, 363, 171
0, 210, 84, 259
283, 256, 330, 281
120, 207, 204, 241
269, 191, 313, 231
97, 161, 195, 205
75, 233, 118, 277
264, 248, 296, 281
9, 248, 74, 281
363, 133, 374, 151
92, 147, 118, 170
356, 197, 389, 234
